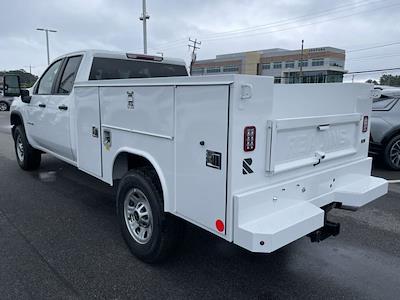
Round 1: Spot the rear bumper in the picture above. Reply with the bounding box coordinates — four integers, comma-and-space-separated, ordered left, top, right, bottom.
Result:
233, 158, 388, 253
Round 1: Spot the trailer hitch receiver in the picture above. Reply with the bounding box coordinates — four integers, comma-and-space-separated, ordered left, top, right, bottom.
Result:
308, 220, 340, 242
308, 203, 341, 243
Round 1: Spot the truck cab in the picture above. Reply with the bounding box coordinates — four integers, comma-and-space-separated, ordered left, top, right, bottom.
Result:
9, 50, 188, 163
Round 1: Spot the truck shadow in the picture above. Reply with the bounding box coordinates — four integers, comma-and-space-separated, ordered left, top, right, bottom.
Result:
27, 155, 357, 299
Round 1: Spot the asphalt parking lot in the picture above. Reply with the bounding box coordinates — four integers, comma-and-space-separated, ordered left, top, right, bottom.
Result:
0, 111, 399, 299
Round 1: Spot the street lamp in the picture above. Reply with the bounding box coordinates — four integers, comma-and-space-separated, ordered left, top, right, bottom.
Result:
139, 0, 150, 54
36, 28, 57, 65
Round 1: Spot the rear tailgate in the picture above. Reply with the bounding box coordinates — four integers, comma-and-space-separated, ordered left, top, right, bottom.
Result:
266, 113, 362, 175
229, 81, 387, 252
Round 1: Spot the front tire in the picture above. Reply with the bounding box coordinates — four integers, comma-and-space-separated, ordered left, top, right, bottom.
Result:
13, 125, 41, 170
117, 168, 183, 263
383, 135, 400, 170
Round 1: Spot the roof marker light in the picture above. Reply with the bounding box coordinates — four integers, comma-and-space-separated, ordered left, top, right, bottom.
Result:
126, 53, 163, 61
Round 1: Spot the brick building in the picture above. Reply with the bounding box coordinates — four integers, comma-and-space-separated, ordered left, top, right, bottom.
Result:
192, 47, 346, 84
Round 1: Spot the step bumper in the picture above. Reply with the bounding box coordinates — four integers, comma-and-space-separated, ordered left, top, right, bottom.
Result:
233, 174, 388, 253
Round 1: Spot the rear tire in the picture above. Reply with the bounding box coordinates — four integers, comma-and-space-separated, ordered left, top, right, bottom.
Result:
13, 125, 41, 170
383, 135, 400, 170
0, 101, 9, 111
117, 168, 183, 263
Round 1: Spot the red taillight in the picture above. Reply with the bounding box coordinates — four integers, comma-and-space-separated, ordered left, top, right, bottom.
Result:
362, 116, 369, 133
244, 126, 256, 152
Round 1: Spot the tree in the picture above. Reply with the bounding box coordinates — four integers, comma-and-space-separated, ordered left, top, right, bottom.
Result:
0, 69, 38, 88
379, 74, 400, 87
366, 79, 378, 85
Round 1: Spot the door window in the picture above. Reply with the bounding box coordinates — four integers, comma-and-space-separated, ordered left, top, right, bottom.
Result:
37, 60, 63, 94
57, 56, 83, 94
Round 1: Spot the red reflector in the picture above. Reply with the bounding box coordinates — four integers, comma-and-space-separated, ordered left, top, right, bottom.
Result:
362, 116, 369, 132
244, 126, 256, 152
216, 219, 224, 232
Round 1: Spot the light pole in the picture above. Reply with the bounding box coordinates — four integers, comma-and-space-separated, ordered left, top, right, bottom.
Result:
299, 39, 304, 83
139, 0, 150, 54
36, 28, 57, 65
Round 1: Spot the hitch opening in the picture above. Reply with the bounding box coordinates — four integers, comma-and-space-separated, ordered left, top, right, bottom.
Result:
308, 203, 341, 243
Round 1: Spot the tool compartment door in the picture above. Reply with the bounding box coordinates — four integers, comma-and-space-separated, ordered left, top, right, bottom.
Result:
175, 85, 229, 234
75, 86, 102, 177
266, 113, 362, 174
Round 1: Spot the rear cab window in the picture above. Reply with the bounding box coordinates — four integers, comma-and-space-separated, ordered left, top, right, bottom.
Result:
89, 57, 188, 80
57, 55, 83, 94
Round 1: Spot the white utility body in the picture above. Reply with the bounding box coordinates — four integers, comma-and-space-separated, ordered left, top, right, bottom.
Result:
7, 50, 387, 261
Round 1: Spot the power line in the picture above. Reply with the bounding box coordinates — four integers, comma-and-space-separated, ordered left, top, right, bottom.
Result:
146, 0, 397, 52
201, 2, 400, 43
344, 67, 400, 75
147, 0, 384, 51
347, 41, 400, 53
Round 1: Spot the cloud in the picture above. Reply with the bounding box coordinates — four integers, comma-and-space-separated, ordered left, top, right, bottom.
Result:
1, 0, 399, 81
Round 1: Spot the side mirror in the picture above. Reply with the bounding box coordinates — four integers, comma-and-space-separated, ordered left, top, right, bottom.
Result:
21, 89, 31, 103
3, 75, 21, 97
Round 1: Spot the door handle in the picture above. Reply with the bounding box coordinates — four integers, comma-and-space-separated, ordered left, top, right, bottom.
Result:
38, 103, 46, 108
58, 105, 68, 111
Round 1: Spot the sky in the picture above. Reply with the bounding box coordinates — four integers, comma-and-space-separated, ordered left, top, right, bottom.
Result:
1, 0, 400, 82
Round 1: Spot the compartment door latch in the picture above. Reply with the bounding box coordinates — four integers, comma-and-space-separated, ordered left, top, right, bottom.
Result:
206, 150, 222, 170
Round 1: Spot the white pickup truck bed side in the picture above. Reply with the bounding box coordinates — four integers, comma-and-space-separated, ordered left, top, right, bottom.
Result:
73, 75, 387, 249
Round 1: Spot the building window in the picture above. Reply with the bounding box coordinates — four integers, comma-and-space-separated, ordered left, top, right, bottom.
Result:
273, 62, 282, 69
311, 59, 324, 67
206, 66, 221, 74
262, 63, 270, 70
223, 65, 239, 73
298, 60, 308, 67
274, 77, 281, 83
329, 61, 343, 68
285, 61, 295, 68
191, 67, 204, 75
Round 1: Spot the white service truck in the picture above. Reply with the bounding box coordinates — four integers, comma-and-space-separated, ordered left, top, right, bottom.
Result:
3, 50, 388, 263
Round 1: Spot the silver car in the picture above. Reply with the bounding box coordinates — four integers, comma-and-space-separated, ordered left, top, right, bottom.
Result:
369, 87, 400, 170
0, 90, 14, 111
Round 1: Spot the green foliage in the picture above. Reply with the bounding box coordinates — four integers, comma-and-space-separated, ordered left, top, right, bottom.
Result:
379, 75, 400, 87
365, 79, 379, 85
0, 69, 38, 88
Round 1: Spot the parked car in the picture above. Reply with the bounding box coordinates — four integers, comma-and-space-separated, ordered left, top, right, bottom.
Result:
0, 90, 14, 111
2, 50, 387, 263
370, 86, 400, 170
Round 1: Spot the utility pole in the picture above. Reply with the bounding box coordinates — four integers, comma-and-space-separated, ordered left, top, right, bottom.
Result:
36, 28, 57, 65
24, 65, 33, 74
188, 38, 201, 75
139, 0, 150, 54
299, 39, 304, 83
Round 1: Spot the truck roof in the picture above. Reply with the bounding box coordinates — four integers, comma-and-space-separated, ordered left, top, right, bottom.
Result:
53, 49, 186, 67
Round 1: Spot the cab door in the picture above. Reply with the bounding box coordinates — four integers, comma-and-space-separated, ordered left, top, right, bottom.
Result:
41, 55, 83, 161
26, 59, 63, 149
